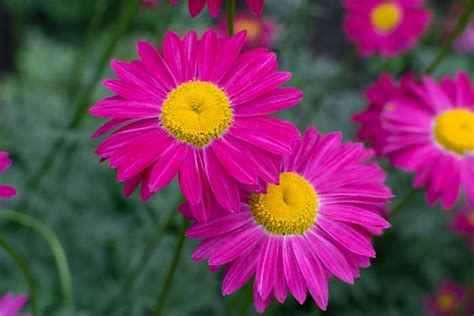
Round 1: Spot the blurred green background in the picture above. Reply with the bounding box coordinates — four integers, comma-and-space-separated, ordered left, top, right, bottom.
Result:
0, 0, 473, 315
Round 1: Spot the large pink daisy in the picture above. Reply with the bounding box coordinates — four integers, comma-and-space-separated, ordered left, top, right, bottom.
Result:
170, 0, 264, 18
185, 128, 392, 312
0, 152, 17, 199
90, 30, 302, 221
343, 0, 432, 57
383, 72, 474, 209
0, 292, 30, 316
353, 73, 413, 156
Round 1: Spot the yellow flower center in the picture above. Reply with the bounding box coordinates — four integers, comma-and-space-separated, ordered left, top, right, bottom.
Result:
235, 19, 261, 41
437, 293, 456, 311
160, 81, 233, 147
250, 172, 318, 235
370, 3, 402, 33
433, 109, 474, 155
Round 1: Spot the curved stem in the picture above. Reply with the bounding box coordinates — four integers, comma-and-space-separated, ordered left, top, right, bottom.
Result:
226, 0, 236, 36
94, 203, 177, 315
0, 235, 38, 316
389, 188, 418, 219
424, 0, 474, 75
0, 208, 73, 309
151, 218, 188, 316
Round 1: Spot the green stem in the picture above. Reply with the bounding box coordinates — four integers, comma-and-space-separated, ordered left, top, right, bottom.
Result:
424, 0, 474, 75
226, 0, 236, 36
151, 218, 188, 316
94, 203, 177, 315
389, 188, 417, 219
0, 208, 73, 309
0, 235, 38, 316
237, 281, 253, 316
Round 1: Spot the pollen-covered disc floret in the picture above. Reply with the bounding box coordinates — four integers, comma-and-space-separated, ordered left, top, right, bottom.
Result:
343, 0, 431, 57
382, 72, 474, 209
433, 109, 474, 155
89, 30, 303, 219
250, 172, 318, 235
186, 128, 392, 314
161, 81, 233, 147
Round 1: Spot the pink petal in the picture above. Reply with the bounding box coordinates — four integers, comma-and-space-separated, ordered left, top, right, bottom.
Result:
148, 143, 188, 191
186, 212, 252, 238
235, 87, 303, 117
178, 150, 203, 205
256, 237, 280, 299
282, 238, 307, 304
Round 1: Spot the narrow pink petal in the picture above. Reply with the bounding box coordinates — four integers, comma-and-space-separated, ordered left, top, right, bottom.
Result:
256, 237, 280, 298
0, 153, 12, 172
91, 118, 129, 139
162, 31, 186, 83
235, 87, 303, 117
124, 171, 144, 197
212, 31, 247, 83
306, 228, 355, 284
209, 226, 264, 265
192, 237, 223, 261
282, 238, 307, 304
207, 0, 222, 17
211, 139, 259, 185
197, 30, 218, 81
253, 284, 273, 313
318, 216, 376, 257
90, 96, 158, 118
320, 204, 391, 228
222, 243, 262, 295
246, 0, 264, 15
188, 0, 206, 17
136, 40, 177, 89
422, 76, 452, 112
203, 148, 240, 211
3, 294, 28, 315
0, 185, 17, 198
186, 212, 252, 238
148, 143, 188, 191
285, 127, 319, 173
273, 241, 288, 304
178, 150, 203, 205
290, 237, 328, 310
182, 31, 199, 81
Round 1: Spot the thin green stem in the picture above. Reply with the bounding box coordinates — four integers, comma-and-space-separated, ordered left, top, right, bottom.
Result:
424, 0, 474, 75
0, 208, 73, 309
151, 218, 188, 316
226, 0, 236, 36
0, 235, 38, 316
389, 188, 418, 219
94, 203, 177, 315
237, 281, 253, 316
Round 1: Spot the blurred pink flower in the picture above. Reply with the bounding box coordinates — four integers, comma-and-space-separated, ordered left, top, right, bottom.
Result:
0, 293, 30, 316
425, 281, 474, 316
343, 0, 432, 57
186, 128, 392, 313
451, 203, 474, 248
90, 30, 302, 221
141, 0, 161, 9
382, 72, 474, 209
171, 0, 264, 18
454, 23, 474, 54
353, 73, 414, 156
218, 12, 280, 49
0, 151, 17, 199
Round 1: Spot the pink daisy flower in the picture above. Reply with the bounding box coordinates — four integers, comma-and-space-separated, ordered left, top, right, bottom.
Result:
170, 0, 264, 18
451, 203, 474, 248
0, 292, 30, 316
343, 0, 432, 57
382, 72, 474, 209
185, 128, 392, 313
425, 281, 474, 316
218, 12, 280, 49
353, 73, 413, 156
90, 30, 302, 221
0, 152, 17, 199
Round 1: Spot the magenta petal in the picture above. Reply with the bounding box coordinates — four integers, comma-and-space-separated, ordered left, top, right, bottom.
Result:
290, 237, 328, 310
192, 237, 222, 261
182, 31, 199, 81
148, 144, 188, 191
256, 237, 280, 299
253, 283, 273, 313
136, 40, 176, 90
162, 31, 186, 83
186, 212, 252, 238
318, 216, 376, 257
222, 243, 261, 295
197, 30, 218, 81
188, 0, 206, 17
91, 118, 129, 139
320, 204, 391, 228
207, 0, 222, 17
246, 0, 264, 15
212, 31, 247, 83
0, 185, 17, 198
178, 150, 203, 205
273, 244, 288, 304
209, 225, 264, 265
90, 96, 158, 118
203, 148, 240, 211
306, 228, 355, 284
282, 238, 307, 305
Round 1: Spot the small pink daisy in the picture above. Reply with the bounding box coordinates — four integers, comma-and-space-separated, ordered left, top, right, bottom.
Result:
425, 281, 474, 316
0, 292, 30, 316
383, 72, 474, 209
186, 128, 392, 313
218, 12, 280, 49
170, 0, 264, 18
343, 0, 432, 57
451, 203, 474, 248
0, 152, 17, 199
90, 30, 302, 221
353, 73, 413, 156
